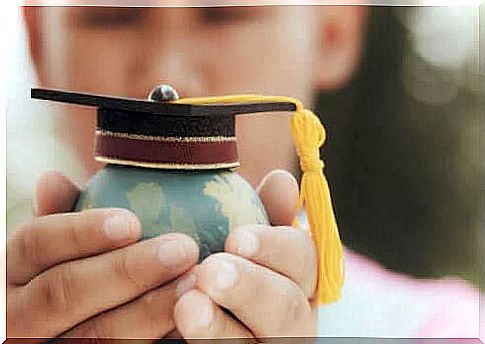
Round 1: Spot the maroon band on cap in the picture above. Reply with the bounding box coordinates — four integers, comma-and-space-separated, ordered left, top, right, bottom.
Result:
94, 132, 238, 168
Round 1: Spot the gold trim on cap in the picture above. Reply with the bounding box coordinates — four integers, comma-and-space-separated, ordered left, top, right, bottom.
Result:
95, 155, 240, 170
96, 129, 236, 143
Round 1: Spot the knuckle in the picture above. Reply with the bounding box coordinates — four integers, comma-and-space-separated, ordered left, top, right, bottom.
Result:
41, 268, 75, 315
66, 212, 88, 254
15, 222, 42, 268
112, 250, 142, 292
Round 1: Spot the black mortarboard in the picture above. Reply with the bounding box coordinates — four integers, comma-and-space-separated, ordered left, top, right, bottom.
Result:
31, 85, 296, 169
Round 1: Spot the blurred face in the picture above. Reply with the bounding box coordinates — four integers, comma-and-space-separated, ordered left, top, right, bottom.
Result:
27, 6, 364, 185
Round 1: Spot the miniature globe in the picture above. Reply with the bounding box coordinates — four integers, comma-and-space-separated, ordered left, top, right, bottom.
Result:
74, 164, 269, 260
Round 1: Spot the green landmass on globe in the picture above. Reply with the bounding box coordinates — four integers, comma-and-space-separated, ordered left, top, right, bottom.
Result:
75, 164, 269, 260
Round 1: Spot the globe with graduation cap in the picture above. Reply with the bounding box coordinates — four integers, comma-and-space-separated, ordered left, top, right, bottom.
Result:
31, 85, 301, 259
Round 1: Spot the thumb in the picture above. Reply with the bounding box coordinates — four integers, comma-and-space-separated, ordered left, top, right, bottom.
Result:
256, 169, 299, 226
33, 170, 81, 217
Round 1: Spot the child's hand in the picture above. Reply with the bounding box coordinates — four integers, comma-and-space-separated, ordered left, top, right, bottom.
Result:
7, 171, 199, 339
174, 170, 318, 339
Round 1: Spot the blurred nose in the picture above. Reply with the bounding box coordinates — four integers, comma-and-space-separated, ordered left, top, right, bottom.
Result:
131, 12, 210, 99
152, 51, 209, 98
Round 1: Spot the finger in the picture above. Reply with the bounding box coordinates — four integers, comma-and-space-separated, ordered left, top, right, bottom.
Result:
195, 253, 315, 338
63, 269, 197, 339
256, 169, 299, 226
33, 170, 81, 216
174, 290, 255, 342
225, 224, 317, 298
14, 233, 199, 337
7, 208, 142, 285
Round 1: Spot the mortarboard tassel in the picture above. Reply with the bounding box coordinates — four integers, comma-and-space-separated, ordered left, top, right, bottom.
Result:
173, 94, 344, 305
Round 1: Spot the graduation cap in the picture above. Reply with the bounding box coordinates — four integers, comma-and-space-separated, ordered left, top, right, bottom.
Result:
31, 85, 297, 170
31, 84, 344, 305
31, 85, 296, 170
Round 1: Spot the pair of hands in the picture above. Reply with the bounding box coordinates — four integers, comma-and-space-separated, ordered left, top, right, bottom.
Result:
7, 170, 318, 341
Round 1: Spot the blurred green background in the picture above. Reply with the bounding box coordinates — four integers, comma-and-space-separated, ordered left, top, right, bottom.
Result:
319, 6, 481, 287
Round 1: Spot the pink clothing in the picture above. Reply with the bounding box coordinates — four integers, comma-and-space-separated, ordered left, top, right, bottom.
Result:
317, 248, 480, 338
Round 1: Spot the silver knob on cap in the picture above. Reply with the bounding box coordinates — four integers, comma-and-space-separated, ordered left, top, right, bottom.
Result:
148, 84, 179, 102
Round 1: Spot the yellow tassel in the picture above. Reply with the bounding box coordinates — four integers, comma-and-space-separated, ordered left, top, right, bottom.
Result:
173, 94, 344, 305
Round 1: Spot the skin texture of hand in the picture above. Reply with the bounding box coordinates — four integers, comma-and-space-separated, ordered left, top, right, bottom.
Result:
7, 169, 318, 341
174, 169, 319, 341
7, 170, 200, 340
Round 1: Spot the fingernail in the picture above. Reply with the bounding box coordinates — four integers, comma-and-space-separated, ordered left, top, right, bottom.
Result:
158, 236, 192, 269
192, 293, 214, 328
103, 214, 137, 241
234, 228, 259, 257
208, 258, 238, 290
255, 169, 294, 193
176, 273, 197, 298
